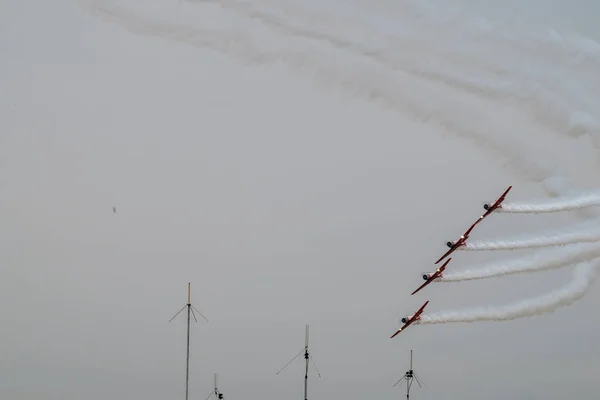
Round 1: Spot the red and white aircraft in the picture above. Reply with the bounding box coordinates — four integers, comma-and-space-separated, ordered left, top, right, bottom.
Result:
390, 300, 429, 338
411, 258, 451, 295
481, 185, 513, 220
435, 221, 479, 264
433, 185, 512, 264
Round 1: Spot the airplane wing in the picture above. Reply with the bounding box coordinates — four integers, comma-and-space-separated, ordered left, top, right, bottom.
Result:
411, 279, 434, 296
390, 323, 411, 338
463, 220, 479, 236
411, 259, 451, 295
414, 300, 429, 317
481, 207, 495, 219
481, 185, 513, 218
390, 301, 429, 338
435, 221, 478, 264
499, 185, 512, 201
435, 245, 457, 264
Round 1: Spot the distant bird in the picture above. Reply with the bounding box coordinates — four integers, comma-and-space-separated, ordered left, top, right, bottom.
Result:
113, 206, 116, 214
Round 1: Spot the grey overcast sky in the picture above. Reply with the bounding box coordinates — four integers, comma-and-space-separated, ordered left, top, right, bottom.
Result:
2, 0, 600, 399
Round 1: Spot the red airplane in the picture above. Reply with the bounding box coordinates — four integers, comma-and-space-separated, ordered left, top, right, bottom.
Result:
390, 300, 429, 338
481, 185, 513, 219
435, 221, 479, 264
411, 258, 451, 295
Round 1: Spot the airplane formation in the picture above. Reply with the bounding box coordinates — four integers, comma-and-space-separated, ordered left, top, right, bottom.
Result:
390, 185, 513, 338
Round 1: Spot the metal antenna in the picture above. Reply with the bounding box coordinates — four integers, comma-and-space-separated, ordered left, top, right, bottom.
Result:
276, 325, 322, 400
204, 373, 224, 400
169, 282, 209, 400
393, 350, 426, 400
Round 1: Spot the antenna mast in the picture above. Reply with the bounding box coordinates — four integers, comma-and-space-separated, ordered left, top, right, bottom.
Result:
169, 282, 209, 400
276, 324, 322, 400
204, 373, 224, 400
393, 350, 426, 400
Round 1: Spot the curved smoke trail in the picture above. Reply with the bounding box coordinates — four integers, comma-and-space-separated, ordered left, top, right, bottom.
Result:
209, 0, 600, 145
214, 0, 600, 323
440, 243, 600, 282
78, 0, 559, 184
499, 192, 600, 213
79, 0, 599, 326
418, 258, 598, 325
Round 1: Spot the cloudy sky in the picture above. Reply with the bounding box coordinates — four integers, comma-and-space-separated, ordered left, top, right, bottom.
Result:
2, 0, 600, 399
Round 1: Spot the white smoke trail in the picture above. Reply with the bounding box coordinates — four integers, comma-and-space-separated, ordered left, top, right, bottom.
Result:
498, 192, 600, 213
463, 224, 600, 251
417, 259, 598, 325
82, 0, 599, 325
440, 243, 600, 282
248, 0, 600, 324
418, 179, 600, 327
419, 177, 600, 327
78, 0, 559, 184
